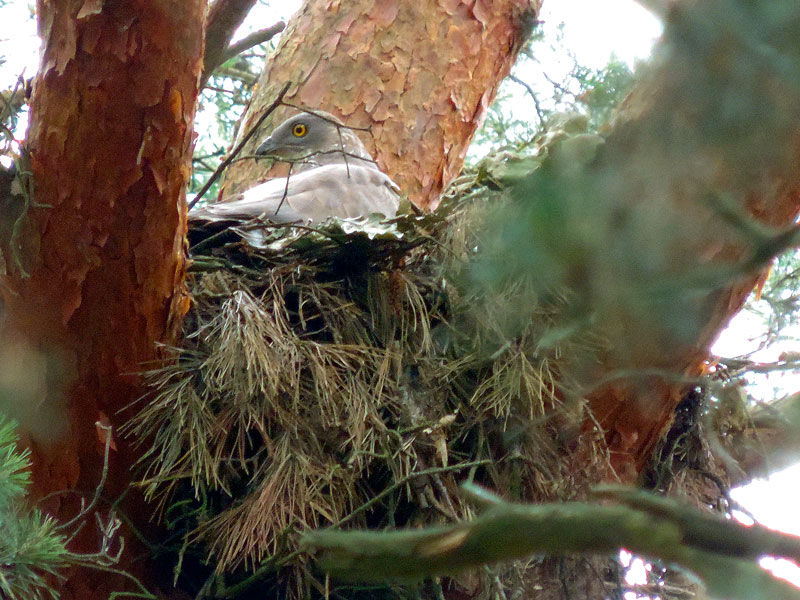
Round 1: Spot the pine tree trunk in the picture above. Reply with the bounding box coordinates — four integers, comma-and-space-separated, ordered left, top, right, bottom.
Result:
580, 22, 800, 480
0, 1, 204, 597
221, 0, 540, 210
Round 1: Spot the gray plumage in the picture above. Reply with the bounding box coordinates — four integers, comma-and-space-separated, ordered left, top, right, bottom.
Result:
256, 112, 376, 170
189, 112, 399, 227
190, 164, 399, 223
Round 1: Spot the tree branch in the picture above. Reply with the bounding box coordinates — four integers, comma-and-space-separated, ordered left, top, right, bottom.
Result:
218, 23, 285, 67
507, 74, 545, 128
302, 484, 800, 600
202, 22, 286, 88
727, 391, 800, 485
202, 0, 259, 87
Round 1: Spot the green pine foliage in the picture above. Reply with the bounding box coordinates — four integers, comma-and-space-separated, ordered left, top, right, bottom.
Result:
747, 249, 800, 349
0, 417, 68, 600
574, 57, 634, 130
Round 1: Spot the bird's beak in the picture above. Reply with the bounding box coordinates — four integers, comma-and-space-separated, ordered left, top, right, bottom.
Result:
256, 137, 274, 156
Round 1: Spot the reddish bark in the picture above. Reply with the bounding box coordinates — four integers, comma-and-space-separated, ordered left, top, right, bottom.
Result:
222, 0, 540, 210
579, 32, 800, 479
591, 263, 800, 479
0, 1, 203, 597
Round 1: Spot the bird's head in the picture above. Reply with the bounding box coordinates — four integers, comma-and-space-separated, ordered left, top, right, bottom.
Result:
256, 111, 350, 160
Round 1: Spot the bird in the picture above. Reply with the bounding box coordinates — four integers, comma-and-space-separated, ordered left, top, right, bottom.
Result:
189, 112, 400, 228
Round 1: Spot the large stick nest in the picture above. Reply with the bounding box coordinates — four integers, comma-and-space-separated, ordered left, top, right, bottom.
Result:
126, 131, 730, 598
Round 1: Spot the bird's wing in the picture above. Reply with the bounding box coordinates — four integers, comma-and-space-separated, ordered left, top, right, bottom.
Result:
189, 164, 400, 224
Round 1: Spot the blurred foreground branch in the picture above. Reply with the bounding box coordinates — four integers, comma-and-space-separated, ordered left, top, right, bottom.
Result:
728, 390, 800, 484
475, 0, 800, 480
303, 484, 800, 600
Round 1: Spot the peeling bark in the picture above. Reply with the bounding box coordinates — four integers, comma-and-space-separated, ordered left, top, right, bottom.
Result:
0, 1, 203, 597
222, 0, 540, 210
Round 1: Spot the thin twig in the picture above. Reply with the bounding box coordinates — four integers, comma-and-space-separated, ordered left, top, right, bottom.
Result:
335, 460, 492, 528
188, 81, 291, 210
228, 148, 379, 169
59, 423, 114, 530
274, 161, 294, 215
508, 74, 545, 127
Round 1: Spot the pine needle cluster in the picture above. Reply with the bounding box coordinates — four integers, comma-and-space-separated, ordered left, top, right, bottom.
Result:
0, 417, 68, 600
127, 129, 617, 598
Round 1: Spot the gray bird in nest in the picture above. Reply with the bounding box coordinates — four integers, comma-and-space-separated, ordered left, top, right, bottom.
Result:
189, 112, 400, 226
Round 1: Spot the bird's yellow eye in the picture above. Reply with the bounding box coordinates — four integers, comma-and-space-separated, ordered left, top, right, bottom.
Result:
292, 123, 308, 137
